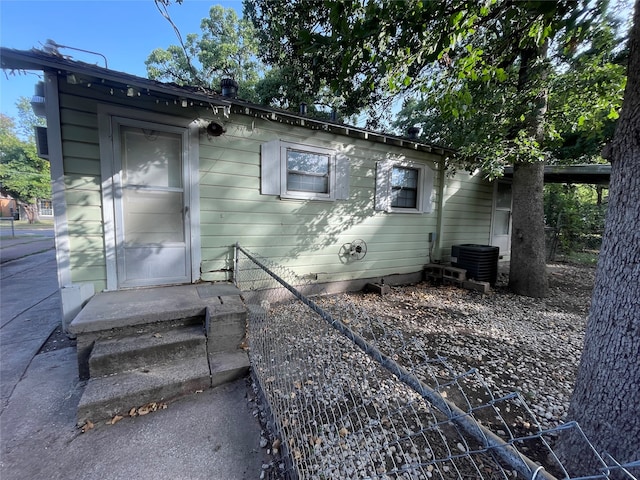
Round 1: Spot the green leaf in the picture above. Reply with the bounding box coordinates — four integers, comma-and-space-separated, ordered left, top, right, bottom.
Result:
451, 11, 464, 26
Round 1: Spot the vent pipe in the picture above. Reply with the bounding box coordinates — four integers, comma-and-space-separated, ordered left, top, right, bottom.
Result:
220, 78, 239, 98
407, 126, 420, 140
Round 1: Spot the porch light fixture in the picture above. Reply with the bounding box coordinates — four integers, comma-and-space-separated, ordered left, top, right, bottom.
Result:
206, 121, 226, 137
30, 81, 46, 118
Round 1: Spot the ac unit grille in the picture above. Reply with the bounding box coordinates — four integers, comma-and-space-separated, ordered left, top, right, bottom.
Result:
451, 244, 500, 285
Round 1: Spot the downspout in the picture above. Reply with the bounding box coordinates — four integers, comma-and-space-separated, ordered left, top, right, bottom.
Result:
433, 155, 447, 262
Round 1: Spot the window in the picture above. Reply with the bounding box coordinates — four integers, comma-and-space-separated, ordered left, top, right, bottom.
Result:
375, 160, 434, 213
39, 199, 53, 216
286, 149, 330, 194
261, 140, 349, 201
391, 166, 419, 209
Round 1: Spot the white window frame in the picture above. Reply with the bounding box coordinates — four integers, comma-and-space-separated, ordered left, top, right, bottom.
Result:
375, 159, 434, 214
38, 199, 53, 216
261, 140, 349, 201
282, 142, 334, 200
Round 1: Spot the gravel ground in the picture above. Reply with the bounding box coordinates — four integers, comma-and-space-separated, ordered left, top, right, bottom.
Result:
38, 325, 77, 354
334, 263, 594, 432
249, 262, 596, 479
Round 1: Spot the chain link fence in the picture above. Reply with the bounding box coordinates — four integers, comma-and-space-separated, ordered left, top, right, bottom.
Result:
544, 185, 607, 263
234, 244, 638, 480
546, 210, 605, 262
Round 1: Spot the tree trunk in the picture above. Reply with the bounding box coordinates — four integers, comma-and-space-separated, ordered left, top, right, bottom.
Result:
508, 41, 549, 298
21, 202, 39, 224
560, 1, 640, 474
509, 161, 548, 297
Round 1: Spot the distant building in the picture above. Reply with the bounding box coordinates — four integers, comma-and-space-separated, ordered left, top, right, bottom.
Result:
0, 192, 53, 220
0, 192, 18, 219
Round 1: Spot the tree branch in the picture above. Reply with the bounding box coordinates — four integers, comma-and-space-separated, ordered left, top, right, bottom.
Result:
153, 0, 206, 89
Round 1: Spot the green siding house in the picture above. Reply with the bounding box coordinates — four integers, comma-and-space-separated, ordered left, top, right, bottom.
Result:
1, 47, 509, 329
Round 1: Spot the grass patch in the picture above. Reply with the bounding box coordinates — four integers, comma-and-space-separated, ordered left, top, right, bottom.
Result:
0, 219, 53, 230
555, 250, 599, 265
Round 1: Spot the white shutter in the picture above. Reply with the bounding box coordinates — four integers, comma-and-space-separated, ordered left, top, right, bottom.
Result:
261, 140, 281, 195
375, 160, 392, 211
421, 165, 435, 213
335, 154, 350, 200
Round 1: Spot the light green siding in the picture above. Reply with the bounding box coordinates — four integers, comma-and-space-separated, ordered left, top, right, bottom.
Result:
58, 84, 106, 290
439, 170, 494, 261
56, 76, 495, 292
57, 78, 195, 292
197, 115, 443, 283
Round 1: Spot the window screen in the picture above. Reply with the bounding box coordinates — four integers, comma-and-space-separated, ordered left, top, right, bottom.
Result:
286, 149, 330, 194
391, 166, 419, 208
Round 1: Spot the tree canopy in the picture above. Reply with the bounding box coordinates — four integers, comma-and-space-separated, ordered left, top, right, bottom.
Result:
147, 4, 263, 102
248, 0, 625, 168
393, 6, 626, 169
246, 0, 627, 299
149, 2, 343, 116
0, 113, 51, 223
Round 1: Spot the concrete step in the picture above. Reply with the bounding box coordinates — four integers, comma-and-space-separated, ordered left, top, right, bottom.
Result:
70, 283, 250, 425
89, 325, 206, 377
77, 356, 211, 425
209, 350, 250, 387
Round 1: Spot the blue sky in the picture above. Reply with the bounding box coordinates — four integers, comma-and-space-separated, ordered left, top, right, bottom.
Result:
1, 0, 243, 121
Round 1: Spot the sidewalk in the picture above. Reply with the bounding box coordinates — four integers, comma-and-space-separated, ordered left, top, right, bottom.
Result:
0, 224, 55, 264
0, 234, 271, 479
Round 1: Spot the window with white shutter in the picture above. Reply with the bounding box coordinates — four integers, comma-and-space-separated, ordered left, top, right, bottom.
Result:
375, 160, 434, 214
261, 140, 350, 201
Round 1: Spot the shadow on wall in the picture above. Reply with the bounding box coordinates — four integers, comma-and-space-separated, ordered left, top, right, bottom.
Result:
274, 144, 440, 274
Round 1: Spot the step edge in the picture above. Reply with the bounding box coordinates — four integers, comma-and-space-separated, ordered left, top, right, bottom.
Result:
89, 340, 208, 378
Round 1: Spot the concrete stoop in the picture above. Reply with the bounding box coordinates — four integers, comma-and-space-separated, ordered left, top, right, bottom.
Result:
69, 283, 250, 426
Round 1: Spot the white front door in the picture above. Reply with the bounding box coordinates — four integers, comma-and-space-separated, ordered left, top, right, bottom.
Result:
112, 118, 191, 288
491, 181, 512, 259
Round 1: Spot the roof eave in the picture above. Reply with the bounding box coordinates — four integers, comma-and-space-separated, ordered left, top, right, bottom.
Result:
503, 164, 611, 185
1, 46, 454, 156
1, 47, 230, 109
